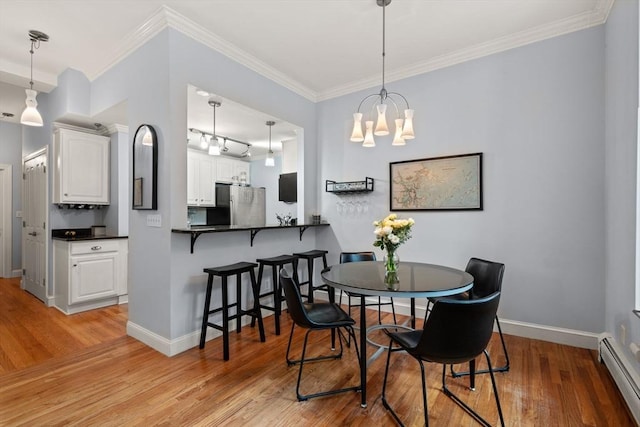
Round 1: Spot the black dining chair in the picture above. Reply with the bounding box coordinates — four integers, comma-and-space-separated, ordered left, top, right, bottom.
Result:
338, 251, 397, 325
280, 266, 362, 402
382, 292, 505, 427
426, 257, 509, 376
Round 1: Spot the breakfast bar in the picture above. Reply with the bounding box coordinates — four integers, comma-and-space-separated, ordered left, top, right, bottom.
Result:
171, 222, 330, 253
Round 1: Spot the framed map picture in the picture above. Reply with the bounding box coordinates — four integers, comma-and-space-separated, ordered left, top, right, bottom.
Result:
389, 152, 483, 211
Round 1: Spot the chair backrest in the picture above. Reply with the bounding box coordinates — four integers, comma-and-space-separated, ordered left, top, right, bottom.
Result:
340, 251, 376, 263
418, 291, 501, 365
280, 266, 313, 328
465, 257, 505, 299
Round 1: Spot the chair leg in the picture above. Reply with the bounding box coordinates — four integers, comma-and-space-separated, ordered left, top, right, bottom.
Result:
442, 353, 504, 427
286, 325, 344, 366
292, 327, 360, 401
381, 339, 408, 426
451, 315, 509, 377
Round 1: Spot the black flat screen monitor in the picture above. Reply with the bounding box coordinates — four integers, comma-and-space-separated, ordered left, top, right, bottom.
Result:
279, 172, 297, 203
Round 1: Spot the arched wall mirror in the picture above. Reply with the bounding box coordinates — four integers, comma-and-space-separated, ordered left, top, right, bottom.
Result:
132, 124, 158, 210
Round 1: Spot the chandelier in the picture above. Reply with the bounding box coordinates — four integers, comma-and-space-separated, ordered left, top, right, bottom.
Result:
350, 0, 414, 147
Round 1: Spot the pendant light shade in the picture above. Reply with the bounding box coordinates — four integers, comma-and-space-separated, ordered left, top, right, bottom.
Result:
20, 30, 49, 127
349, 1, 415, 147
363, 121, 375, 148
350, 113, 364, 142
392, 118, 405, 146
20, 89, 43, 127
208, 136, 221, 155
265, 120, 275, 167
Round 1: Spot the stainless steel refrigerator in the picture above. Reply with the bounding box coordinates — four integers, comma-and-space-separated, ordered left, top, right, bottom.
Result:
215, 184, 265, 226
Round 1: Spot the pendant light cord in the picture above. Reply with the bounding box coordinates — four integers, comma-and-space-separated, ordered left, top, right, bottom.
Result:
381, 0, 386, 97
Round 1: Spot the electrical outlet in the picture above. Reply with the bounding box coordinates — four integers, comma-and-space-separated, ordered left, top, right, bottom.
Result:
620, 324, 627, 346
146, 214, 162, 228
15, 211, 22, 218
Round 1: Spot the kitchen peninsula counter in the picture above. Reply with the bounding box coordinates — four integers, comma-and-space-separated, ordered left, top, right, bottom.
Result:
172, 222, 330, 253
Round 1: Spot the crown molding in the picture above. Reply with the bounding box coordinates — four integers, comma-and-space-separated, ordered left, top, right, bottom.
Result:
89, 1, 614, 104
106, 124, 129, 135
91, 6, 317, 102
317, 0, 615, 101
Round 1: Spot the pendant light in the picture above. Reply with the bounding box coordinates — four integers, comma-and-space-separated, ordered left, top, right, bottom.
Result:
350, 0, 415, 147
208, 100, 221, 156
20, 30, 49, 127
265, 121, 275, 167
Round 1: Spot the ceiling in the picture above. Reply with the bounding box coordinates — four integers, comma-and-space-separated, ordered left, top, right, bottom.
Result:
0, 0, 613, 155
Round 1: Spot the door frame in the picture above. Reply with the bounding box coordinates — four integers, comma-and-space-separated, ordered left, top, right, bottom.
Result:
0, 164, 12, 278
22, 147, 50, 304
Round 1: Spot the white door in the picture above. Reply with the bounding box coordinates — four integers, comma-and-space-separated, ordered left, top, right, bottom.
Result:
0, 165, 11, 278
23, 150, 47, 302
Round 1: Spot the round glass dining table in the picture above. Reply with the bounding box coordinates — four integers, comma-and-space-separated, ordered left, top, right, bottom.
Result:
321, 261, 473, 408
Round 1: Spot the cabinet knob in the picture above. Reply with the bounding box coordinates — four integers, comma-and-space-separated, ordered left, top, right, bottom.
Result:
64, 193, 68, 196
73, 264, 77, 267
91, 246, 102, 251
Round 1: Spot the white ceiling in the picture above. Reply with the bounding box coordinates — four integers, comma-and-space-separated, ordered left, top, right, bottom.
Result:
0, 0, 613, 154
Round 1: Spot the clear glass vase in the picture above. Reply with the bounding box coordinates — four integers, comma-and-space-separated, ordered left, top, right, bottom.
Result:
383, 249, 399, 288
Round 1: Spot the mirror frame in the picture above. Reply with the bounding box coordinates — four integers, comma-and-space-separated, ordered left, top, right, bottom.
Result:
132, 124, 158, 210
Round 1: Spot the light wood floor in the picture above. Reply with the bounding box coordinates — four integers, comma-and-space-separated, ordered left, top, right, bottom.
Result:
0, 277, 634, 426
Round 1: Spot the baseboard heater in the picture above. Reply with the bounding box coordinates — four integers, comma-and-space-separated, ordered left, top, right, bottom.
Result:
599, 335, 640, 425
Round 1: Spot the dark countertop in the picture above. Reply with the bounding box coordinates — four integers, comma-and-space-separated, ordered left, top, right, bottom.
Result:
171, 222, 330, 252
171, 222, 329, 233
52, 228, 128, 241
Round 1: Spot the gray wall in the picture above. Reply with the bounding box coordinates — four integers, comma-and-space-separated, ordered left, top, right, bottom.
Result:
318, 25, 606, 333
605, 0, 639, 375
0, 120, 23, 272
89, 28, 320, 340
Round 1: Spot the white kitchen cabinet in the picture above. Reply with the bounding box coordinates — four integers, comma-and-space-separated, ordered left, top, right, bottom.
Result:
54, 238, 128, 314
216, 157, 250, 185
53, 127, 110, 205
187, 150, 216, 206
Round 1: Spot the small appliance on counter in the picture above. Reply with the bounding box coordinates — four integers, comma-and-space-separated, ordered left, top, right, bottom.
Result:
91, 225, 106, 236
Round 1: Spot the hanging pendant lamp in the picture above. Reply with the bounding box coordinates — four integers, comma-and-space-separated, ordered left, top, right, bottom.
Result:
349, 0, 415, 147
20, 30, 49, 127
208, 100, 222, 155
265, 121, 275, 167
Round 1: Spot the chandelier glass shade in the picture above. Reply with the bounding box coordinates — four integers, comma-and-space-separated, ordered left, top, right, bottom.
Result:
349, 0, 415, 147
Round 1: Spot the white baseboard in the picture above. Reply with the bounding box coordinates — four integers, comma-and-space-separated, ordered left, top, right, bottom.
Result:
330, 291, 600, 350
599, 334, 640, 424
129, 290, 600, 357
11, 269, 22, 278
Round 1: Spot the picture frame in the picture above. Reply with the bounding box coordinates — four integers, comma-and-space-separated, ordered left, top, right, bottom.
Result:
133, 177, 143, 208
389, 152, 483, 211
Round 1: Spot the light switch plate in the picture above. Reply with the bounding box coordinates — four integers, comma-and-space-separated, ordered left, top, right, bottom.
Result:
146, 214, 161, 227
15, 211, 22, 218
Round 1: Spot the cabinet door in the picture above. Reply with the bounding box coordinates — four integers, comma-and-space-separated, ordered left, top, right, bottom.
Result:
187, 150, 199, 205
215, 157, 234, 183
55, 128, 110, 204
70, 252, 118, 303
198, 156, 216, 206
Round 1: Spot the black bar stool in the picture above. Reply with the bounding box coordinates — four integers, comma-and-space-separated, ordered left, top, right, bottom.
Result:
253, 254, 299, 336
293, 249, 330, 303
199, 261, 266, 361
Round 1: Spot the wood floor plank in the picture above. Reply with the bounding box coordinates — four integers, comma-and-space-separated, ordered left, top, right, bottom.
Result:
0, 277, 635, 426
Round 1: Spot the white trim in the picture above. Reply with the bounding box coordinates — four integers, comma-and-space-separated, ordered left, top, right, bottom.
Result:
132, 291, 600, 357
0, 164, 12, 278
318, 0, 615, 101
89, 2, 614, 103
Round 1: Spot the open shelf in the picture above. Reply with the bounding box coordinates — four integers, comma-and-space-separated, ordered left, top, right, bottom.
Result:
325, 177, 374, 194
